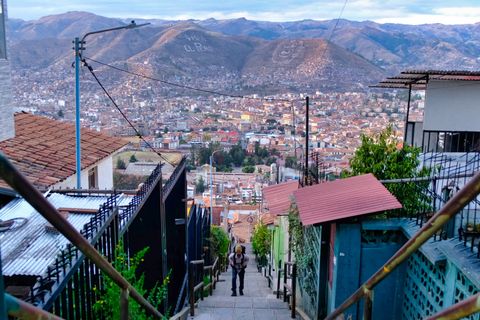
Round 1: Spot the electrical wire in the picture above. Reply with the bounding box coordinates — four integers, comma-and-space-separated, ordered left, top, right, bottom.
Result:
83, 56, 298, 103
316, 0, 349, 66
81, 57, 175, 167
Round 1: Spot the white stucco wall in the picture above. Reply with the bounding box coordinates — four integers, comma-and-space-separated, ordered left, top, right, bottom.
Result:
424, 80, 480, 131
53, 156, 114, 190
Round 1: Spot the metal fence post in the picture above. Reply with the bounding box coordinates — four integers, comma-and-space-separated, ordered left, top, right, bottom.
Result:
291, 263, 297, 319
283, 262, 288, 302
277, 260, 282, 299
189, 263, 194, 316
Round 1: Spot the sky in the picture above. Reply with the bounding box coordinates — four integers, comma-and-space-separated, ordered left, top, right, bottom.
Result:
6, 0, 480, 25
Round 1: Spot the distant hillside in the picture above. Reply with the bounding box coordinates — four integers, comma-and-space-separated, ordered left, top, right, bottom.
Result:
7, 12, 480, 94
197, 18, 480, 72
7, 12, 385, 93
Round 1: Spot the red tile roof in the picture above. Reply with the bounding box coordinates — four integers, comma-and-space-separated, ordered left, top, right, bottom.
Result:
228, 204, 259, 211
0, 113, 128, 189
262, 180, 299, 216
261, 213, 275, 225
294, 174, 402, 226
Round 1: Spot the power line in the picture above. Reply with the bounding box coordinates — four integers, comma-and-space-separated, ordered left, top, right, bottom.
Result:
83, 56, 297, 103
317, 0, 349, 64
81, 58, 175, 167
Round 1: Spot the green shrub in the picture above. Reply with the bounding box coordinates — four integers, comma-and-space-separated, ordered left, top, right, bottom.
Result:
251, 222, 271, 259
93, 242, 170, 319
210, 225, 229, 263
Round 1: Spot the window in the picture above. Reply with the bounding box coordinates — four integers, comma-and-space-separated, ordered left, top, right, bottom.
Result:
88, 166, 98, 189
423, 131, 480, 152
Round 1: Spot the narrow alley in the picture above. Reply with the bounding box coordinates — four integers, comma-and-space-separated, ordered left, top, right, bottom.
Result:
190, 243, 293, 320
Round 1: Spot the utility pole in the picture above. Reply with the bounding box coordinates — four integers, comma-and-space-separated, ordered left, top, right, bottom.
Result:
292, 101, 297, 159
304, 96, 309, 186
404, 84, 412, 147
74, 37, 82, 189
73, 21, 149, 189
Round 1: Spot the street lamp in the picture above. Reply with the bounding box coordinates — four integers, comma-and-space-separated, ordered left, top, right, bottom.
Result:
73, 21, 149, 188
209, 149, 222, 219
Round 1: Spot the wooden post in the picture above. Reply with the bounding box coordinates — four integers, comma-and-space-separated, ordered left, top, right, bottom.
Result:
209, 267, 213, 296
120, 288, 129, 320
363, 289, 373, 320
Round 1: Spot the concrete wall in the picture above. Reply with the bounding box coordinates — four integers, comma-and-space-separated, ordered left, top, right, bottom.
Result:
53, 156, 114, 190
424, 80, 480, 131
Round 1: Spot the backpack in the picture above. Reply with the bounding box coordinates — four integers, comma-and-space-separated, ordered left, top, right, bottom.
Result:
237, 253, 245, 269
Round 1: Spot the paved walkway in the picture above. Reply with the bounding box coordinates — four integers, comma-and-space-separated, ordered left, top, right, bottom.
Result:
190, 244, 292, 320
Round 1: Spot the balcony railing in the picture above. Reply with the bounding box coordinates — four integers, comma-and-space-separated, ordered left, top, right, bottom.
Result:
0, 152, 164, 319
326, 152, 480, 320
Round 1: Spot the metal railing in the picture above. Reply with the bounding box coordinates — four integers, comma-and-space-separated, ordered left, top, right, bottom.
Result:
0, 152, 164, 319
188, 259, 204, 316
163, 157, 186, 198
325, 170, 480, 320
187, 256, 223, 317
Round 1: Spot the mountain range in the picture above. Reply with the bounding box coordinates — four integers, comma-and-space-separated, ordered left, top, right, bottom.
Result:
7, 11, 480, 94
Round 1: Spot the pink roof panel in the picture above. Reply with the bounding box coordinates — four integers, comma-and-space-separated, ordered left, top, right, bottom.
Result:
262, 180, 299, 216
294, 174, 402, 226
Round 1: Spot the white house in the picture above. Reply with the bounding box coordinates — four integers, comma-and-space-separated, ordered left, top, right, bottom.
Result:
0, 113, 128, 191
375, 70, 480, 152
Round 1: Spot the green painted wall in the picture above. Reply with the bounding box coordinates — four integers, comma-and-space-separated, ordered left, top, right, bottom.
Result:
273, 224, 285, 268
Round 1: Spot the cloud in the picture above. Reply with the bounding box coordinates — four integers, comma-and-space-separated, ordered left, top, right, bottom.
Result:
7, 0, 480, 25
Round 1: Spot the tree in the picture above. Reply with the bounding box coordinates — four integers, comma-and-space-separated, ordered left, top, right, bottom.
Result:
209, 226, 229, 263
243, 157, 255, 167
113, 173, 147, 190
251, 222, 271, 262
242, 165, 255, 173
129, 154, 138, 163
229, 143, 246, 167
346, 126, 430, 215
195, 176, 206, 194
285, 156, 298, 169
254, 141, 260, 156
116, 158, 126, 170
265, 157, 276, 166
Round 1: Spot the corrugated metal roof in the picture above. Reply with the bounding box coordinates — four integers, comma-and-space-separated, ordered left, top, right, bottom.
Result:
262, 180, 299, 216
371, 70, 480, 90
0, 193, 132, 277
294, 174, 402, 226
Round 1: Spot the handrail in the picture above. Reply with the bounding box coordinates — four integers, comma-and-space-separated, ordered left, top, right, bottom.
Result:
188, 259, 205, 316
0, 152, 164, 319
426, 292, 480, 320
325, 170, 480, 320
5, 293, 63, 319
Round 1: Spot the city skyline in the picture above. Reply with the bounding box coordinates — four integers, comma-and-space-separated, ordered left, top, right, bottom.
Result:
8, 0, 480, 25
